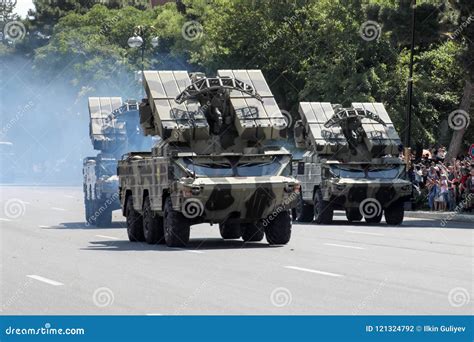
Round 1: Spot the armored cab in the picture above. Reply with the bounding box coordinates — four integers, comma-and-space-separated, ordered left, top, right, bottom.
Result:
83, 97, 153, 227
118, 70, 300, 247
293, 102, 411, 225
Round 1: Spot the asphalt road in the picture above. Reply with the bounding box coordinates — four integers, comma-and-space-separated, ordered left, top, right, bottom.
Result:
1, 186, 472, 315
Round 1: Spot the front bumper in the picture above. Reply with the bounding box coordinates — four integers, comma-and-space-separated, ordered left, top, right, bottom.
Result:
174, 177, 299, 223
325, 181, 412, 209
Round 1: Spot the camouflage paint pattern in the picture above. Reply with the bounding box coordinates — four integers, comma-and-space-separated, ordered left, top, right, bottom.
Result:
118, 151, 299, 223
294, 102, 412, 216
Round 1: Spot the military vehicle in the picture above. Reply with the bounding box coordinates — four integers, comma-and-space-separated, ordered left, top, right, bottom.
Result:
118, 69, 300, 247
83, 97, 152, 227
293, 102, 412, 225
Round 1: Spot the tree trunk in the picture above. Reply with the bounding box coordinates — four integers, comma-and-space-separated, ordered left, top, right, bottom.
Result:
445, 79, 472, 161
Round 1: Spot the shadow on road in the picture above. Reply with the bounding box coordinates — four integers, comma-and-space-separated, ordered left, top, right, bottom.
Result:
293, 219, 471, 230
42, 221, 126, 230
83, 238, 279, 252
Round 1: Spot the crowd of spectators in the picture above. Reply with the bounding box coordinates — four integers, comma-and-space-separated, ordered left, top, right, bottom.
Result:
406, 146, 473, 212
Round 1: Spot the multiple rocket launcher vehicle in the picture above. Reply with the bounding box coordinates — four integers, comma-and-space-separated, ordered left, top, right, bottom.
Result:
83, 68, 411, 245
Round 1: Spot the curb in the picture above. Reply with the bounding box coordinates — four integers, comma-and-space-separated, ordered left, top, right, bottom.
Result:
405, 211, 474, 224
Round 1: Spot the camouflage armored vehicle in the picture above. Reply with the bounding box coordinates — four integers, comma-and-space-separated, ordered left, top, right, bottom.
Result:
118, 69, 300, 247
293, 102, 412, 225
83, 97, 152, 226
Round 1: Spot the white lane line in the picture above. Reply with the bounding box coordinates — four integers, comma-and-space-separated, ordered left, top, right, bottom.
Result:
346, 230, 384, 236
324, 243, 365, 250
27, 275, 64, 286
96, 234, 120, 240
169, 248, 204, 254
284, 266, 343, 278
51, 207, 66, 211
0, 218, 12, 222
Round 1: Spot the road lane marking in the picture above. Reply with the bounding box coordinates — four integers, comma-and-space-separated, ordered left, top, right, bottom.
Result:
284, 266, 343, 278
96, 235, 120, 240
324, 243, 365, 250
27, 275, 64, 286
0, 218, 12, 222
51, 207, 66, 211
169, 248, 204, 254
346, 230, 384, 236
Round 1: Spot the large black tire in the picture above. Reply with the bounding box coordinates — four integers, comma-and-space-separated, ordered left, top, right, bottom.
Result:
84, 198, 94, 225
346, 208, 363, 222
314, 189, 333, 224
219, 223, 242, 239
294, 194, 314, 222
385, 202, 404, 225
95, 200, 112, 227
365, 212, 383, 224
126, 196, 145, 242
264, 210, 292, 245
143, 196, 165, 244
242, 223, 264, 242
163, 197, 190, 247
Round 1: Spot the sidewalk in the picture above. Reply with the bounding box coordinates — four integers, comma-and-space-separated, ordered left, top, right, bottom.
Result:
405, 210, 474, 224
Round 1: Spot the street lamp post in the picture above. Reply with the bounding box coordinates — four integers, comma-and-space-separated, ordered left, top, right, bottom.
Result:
127, 25, 159, 75
405, 0, 416, 164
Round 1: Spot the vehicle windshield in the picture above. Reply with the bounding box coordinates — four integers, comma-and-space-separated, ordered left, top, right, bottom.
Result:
329, 165, 404, 179
179, 155, 288, 177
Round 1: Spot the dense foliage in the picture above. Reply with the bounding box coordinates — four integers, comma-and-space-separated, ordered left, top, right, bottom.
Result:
1, 0, 473, 176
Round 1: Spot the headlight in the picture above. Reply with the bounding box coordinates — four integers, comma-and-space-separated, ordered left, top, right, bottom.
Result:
284, 183, 298, 193
183, 187, 201, 197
